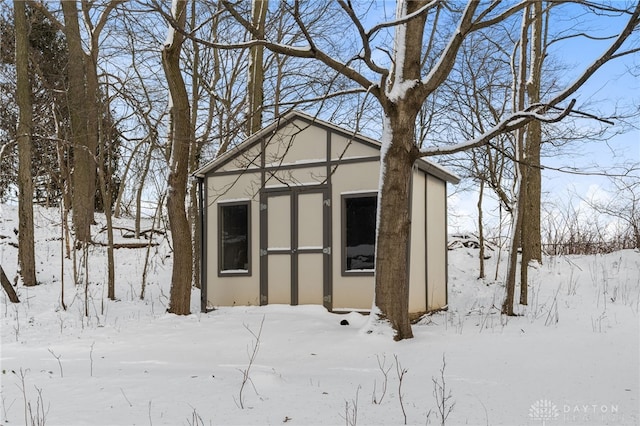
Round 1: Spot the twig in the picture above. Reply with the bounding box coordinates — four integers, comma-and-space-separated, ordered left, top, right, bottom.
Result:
394, 355, 407, 425
120, 388, 133, 407
432, 354, 455, 426
342, 385, 360, 426
48, 348, 64, 378
28, 386, 48, 426
372, 354, 391, 404
15, 368, 29, 426
236, 315, 265, 409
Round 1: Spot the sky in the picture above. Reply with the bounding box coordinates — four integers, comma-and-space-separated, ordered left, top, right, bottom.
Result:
543, 5, 639, 191
448, 3, 639, 234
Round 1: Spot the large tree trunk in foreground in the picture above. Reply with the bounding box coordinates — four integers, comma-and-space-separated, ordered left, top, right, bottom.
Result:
374, 88, 424, 339
14, 0, 37, 287
374, 117, 418, 340
163, 0, 193, 315
372, 1, 428, 340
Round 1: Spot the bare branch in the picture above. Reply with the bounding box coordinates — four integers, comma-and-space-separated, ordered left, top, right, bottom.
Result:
420, 1, 479, 96
148, 0, 381, 99
546, 2, 640, 108
366, 0, 438, 39
336, 0, 388, 75
421, 100, 576, 156
472, 1, 531, 32
27, 1, 65, 32
93, 1, 127, 40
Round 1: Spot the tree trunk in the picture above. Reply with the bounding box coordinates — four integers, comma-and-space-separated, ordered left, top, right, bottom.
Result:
163, 0, 193, 315
503, 3, 529, 315
520, 1, 544, 305
61, 1, 94, 243
97, 121, 116, 300
84, 48, 100, 214
519, 147, 530, 305
14, 0, 37, 287
188, 180, 201, 289
59, 204, 67, 310
374, 110, 420, 341
0, 264, 20, 303
477, 178, 486, 279
522, 0, 544, 258
520, 120, 540, 305
247, 0, 268, 135
502, 197, 523, 316
189, 0, 202, 290
373, 0, 429, 340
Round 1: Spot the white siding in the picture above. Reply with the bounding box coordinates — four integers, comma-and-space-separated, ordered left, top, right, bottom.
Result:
408, 169, 427, 313
217, 144, 263, 173
265, 166, 326, 188
264, 119, 327, 165
426, 174, 447, 310
206, 173, 260, 307
331, 133, 379, 160
330, 160, 379, 311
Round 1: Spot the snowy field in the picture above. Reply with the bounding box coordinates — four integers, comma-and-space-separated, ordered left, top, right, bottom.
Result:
1, 204, 638, 426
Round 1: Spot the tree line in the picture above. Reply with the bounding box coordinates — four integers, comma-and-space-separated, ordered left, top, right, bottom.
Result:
1, 0, 638, 340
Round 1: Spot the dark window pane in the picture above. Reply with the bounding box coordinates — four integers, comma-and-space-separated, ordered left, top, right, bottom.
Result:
345, 196, 376, 270
221, 204, 249, 271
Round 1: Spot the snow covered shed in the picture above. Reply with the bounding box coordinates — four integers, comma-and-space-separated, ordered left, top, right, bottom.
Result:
193, 111, 459, 314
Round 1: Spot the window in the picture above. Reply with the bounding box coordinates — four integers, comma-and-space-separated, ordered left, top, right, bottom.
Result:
343, 194, 377, 273
219, 202, 250, 274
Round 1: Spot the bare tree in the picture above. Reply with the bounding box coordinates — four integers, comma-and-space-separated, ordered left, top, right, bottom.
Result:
60, 0, 95, 243
518, 0, 545, 306
502, 3, 533, 316
14, 0, 37, 287
585, 165, 640, 249
500, 1, 636, 314
435, 28, 514, 279
162, 0, 193, 315
29, 1, 123, 243
108, 3, 168, 224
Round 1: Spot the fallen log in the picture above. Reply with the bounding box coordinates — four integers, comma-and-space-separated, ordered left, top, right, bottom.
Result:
92, 241, 159, 249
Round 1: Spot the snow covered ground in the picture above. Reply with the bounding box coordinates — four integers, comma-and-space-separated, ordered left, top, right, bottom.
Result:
1, 204, 638, 425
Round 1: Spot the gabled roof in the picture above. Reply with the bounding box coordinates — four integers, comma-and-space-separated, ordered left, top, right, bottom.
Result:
193, 110, 460, 184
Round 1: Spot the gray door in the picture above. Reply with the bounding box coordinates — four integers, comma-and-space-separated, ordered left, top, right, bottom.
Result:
261, 188, 329, 306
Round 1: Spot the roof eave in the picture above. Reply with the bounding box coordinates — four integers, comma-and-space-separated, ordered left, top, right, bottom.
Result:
416, 158, 461, 184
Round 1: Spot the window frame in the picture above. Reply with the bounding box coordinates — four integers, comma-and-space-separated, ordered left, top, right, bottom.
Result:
218, 201, 251, 277
341, 192, 378, 276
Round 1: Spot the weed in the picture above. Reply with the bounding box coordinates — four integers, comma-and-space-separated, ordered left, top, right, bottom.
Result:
235, 315, 265, 409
